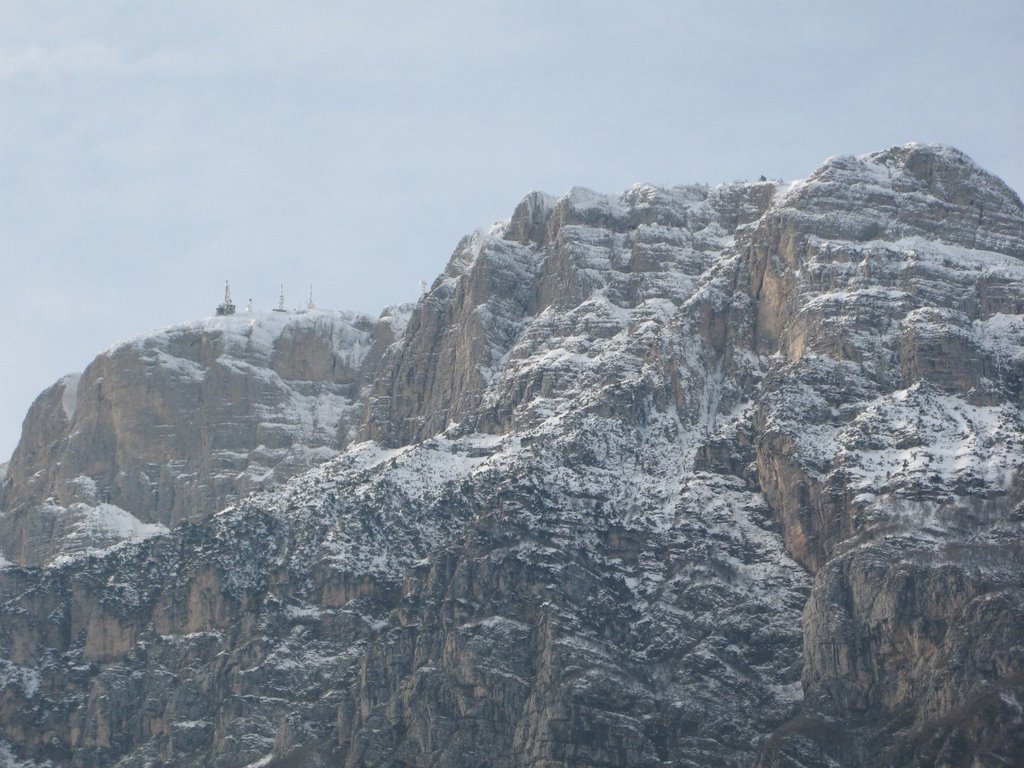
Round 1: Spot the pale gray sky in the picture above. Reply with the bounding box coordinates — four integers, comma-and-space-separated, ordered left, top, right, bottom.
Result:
1, 1, 1022, 461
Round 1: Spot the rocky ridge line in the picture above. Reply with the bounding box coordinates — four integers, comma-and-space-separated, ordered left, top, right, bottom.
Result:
0, 143, 1021, 767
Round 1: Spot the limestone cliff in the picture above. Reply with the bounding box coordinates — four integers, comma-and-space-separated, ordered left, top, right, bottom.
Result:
0, 144, 1022, 767
0, 307, 411, 566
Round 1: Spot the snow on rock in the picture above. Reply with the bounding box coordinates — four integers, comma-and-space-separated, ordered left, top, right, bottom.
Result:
47, 501, 170, 563
0, 660, 40, 698
0, 143, 1021, 767
0, 306, 411, 566
58, 373, 80, 420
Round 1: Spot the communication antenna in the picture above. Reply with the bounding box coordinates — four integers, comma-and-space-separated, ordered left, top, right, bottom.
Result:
274, 284, 287, 312
215, 279, 236, 316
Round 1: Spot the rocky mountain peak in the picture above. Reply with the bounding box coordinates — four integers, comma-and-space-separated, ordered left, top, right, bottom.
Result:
775, 142, 1023, 256
0, 145, 1022, 767
505, 190, 557, 246
0, 306, 412, 566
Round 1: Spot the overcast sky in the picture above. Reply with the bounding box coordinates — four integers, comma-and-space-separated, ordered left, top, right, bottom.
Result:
1, 1, 1022, 461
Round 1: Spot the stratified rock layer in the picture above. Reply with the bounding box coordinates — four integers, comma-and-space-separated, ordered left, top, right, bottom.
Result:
0, 143, 1022, 767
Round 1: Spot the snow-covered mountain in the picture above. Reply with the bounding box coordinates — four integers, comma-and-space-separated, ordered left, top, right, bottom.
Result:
0, 143, 1022, 767
0, 306, 411, 565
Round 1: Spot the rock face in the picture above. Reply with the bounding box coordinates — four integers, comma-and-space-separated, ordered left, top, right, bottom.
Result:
0, 143, 1022, 767
0, 307, 411, 566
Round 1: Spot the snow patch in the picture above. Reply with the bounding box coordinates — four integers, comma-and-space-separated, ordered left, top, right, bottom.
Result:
67, 502, 170, 541
59, 372, 81, 420
43, 501, 170, 567
106, 308, 375, 363
0, 660, 41, 698
284, 603, 323, 619
0, 741, 48, 768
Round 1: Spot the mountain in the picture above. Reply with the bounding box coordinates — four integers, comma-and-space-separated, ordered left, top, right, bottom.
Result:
0, 306, 411, 566
0, 143, 1022, 767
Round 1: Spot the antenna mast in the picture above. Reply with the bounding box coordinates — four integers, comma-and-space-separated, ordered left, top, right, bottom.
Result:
215, 279, 237, 316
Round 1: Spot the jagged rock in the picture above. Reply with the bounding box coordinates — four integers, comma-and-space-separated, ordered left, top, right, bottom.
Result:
0, 143, 1022, 767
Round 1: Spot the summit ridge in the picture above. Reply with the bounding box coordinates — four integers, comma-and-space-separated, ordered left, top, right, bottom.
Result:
0, 144, 1022, 767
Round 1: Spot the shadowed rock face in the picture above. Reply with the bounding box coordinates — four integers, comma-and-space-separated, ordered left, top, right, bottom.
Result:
0, 143, 1022, 767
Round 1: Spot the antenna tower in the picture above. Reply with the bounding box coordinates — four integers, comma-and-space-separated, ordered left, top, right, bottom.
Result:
215, 280, 236, 316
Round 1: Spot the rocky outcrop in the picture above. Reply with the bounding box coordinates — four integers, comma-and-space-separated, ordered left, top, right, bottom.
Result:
0, 143, 1022, 767
736, 147, 1024, 765
0, 308, 411, 566
364, 181, 778, 448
